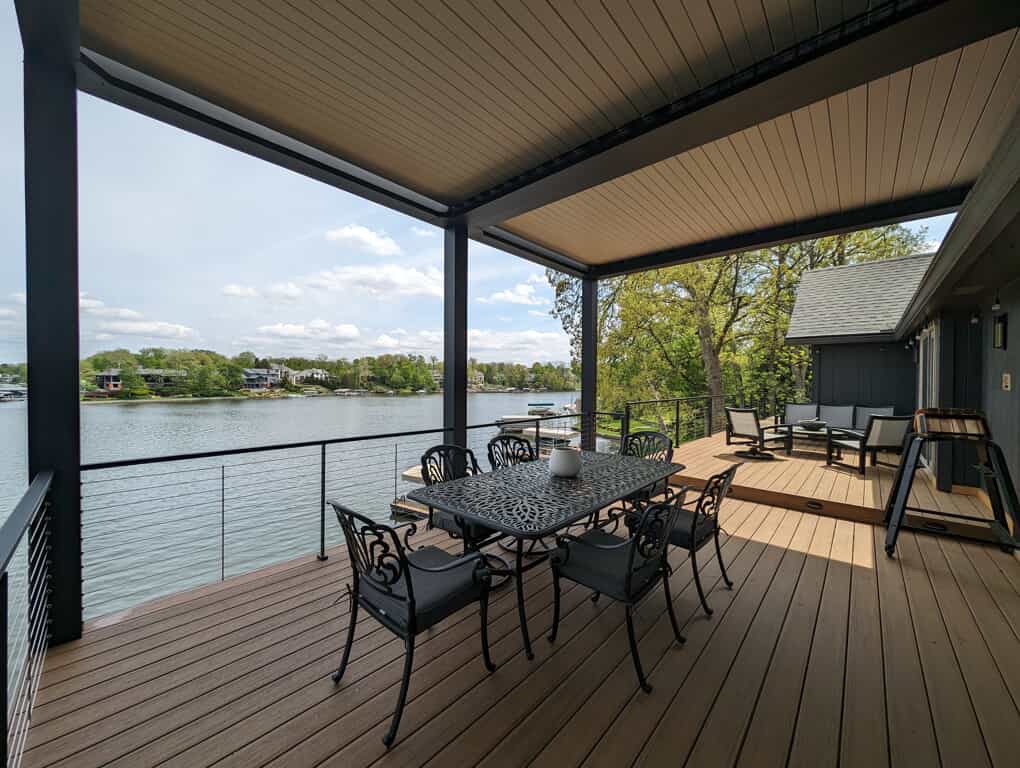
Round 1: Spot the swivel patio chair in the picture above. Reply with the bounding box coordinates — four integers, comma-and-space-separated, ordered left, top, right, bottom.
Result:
330, 503, 495, 747
827, 415, 913, 474
725, 407, 791, 459
487, 433, 536, 470
548, 493, 688, 692
421, 444, 501, 551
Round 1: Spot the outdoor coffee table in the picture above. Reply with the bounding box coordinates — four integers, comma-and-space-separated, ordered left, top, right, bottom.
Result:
408, 451, 684, 659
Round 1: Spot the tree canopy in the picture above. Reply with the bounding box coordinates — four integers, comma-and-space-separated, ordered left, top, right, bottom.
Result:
548, 224, 928, 412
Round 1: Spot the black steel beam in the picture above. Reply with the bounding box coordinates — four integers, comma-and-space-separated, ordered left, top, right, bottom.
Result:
592, 187, 970, 278
473, 228, 589, 278
580, 277, 597, 451
444, 222, 469, 448
16, 0, 83, 645
459, 0, 1018, 230
76, 52, 450, 225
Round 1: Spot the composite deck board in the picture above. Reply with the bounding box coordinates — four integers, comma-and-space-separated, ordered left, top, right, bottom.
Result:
27, 499, 1020, 767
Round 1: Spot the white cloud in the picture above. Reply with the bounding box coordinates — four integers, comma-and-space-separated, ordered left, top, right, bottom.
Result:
528, 309, 551, 318
306, 264, 443, 298
326, 224, 402, 256
222, 283, 259, 298
86, 307, 144, 319
0, 309, 16, 319
256, 319, 360, 343
79, 292, 104, 310
266, 281, 303, 301
411, 226, 437, 238
477, 284, 548, 306
468, 329, 570, 362
527, 273, 547, 284
9, 292, 25, 305
98, 320, 196, 339
374, 334, 401, 349
94, 333, 114, 341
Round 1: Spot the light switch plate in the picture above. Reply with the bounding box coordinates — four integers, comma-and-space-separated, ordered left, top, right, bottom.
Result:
1003, 372, 1012, 392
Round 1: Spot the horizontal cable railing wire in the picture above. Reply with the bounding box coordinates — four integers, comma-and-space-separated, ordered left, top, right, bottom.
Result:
2, 471, 53, 768
78, 413, 605, 621
622, 393, 745, 448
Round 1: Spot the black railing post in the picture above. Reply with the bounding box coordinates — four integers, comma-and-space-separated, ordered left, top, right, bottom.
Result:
580, 276, 597, 451
622, 404, 631, 442
705, 397, 714, 437
534, 419, 541, 456
220, 466, 225, 581
318, 445, 328, 561
674, 400, 681, 445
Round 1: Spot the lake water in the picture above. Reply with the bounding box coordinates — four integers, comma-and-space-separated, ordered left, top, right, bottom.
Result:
0, 392, 595, 619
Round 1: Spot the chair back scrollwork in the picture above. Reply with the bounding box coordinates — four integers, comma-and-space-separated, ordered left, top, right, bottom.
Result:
331, 502, 414, 605
621, 430, 674, 463
693, 463, 740, 523
420, 444, 481, 486
626, 491, 686, 595
487, 434, 536, 471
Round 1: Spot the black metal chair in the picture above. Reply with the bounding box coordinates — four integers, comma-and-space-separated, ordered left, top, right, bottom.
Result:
725, 407, 791, 459
420, 444, 501, 550
330, 503, 495, 747
827, 415, 913, 474
608, 430, 676, 519
666, 463, 739, 616
549, 493, 687, 692
487, 434, 536, 471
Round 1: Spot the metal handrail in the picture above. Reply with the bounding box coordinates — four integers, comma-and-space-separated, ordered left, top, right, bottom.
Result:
0, 472, 53, 574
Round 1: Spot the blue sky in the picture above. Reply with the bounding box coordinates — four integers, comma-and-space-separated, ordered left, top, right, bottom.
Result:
0, 5, 955, 365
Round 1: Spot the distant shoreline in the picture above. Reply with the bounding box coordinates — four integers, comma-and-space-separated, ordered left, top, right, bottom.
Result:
79, 390, 577, 405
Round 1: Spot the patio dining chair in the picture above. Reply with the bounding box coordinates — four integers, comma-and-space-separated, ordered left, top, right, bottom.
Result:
827, 415, 913, 474
725, 407, 791, 459
487, 433, 536, 470
549, 493, 688, 692
330, 503, 495, 747
615, 429, 676, 508
421, 444, 501, 551
664, 463, 739, 616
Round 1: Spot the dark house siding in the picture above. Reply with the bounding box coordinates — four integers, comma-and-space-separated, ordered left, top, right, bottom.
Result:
812, 342, 916, 415
934, 311, 984, 490
981, 282, 1020, 488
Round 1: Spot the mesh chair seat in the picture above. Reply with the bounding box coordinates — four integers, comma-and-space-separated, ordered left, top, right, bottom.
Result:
667, 508, 717, 550
361, 545, 483, 631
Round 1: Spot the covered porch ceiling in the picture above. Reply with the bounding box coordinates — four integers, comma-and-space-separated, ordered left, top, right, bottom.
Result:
75, 0, 1020, 276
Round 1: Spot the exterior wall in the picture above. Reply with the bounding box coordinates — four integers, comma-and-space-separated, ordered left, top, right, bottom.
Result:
980, 282, 1020, 488
931, 311, 983, 489
811, 342, 916, 415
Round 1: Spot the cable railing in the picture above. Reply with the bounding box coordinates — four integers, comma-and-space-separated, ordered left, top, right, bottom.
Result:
2, 471, 53, 768
622, 393, 745, 446
79, 412, 623, 621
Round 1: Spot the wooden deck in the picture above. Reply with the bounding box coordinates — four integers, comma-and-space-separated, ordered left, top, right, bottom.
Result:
24, 500, 1020, 768
673, 432, 997, 536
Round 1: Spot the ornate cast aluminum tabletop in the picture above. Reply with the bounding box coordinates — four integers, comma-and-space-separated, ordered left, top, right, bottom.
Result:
407, 451, 685, 538
408, 450, 684, 660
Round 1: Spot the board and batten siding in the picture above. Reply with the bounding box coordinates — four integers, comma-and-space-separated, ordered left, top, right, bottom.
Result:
812, 342, 917, 417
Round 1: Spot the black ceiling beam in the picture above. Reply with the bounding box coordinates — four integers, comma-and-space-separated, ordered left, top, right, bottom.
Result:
473, 227, 589, 277
592, 187, 970, 278
76, 51, 451, 226
459, 0, 1019, 232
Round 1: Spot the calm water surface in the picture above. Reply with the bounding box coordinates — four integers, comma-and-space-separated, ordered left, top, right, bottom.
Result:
0, 392, 585, 618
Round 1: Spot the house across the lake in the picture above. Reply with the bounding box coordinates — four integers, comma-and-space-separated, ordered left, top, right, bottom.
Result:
241, 367, 284, 390
94, 367, 188, 392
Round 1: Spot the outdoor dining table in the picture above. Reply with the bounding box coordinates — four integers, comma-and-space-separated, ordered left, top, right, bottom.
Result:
408, 450, 685, 659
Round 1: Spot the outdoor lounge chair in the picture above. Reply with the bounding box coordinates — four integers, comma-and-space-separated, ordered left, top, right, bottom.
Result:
330, 503, 495, 747
549, 494, 688, 692
827, 415, 914, 474
725, 407, 791, 459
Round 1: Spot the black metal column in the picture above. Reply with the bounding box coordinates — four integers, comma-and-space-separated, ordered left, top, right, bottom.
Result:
444, 221, 468, 448
580, 277, 597, 450
17, 0, 82, 644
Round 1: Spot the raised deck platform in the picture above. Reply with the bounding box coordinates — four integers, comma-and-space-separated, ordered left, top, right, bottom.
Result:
672, 432, 998, 540
24, 501, 1020, 768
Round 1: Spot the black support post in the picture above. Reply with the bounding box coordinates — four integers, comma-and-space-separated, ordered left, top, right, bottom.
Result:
580, 277, 597, 451
444, 221, 468, 448
17, 0, 82, 645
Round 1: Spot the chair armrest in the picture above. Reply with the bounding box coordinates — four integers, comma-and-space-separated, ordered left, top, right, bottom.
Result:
405, 549, 486, 573
826, 427, 860, 439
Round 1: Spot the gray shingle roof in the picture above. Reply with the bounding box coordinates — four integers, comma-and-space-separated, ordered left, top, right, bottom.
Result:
786, 253, 934, 343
